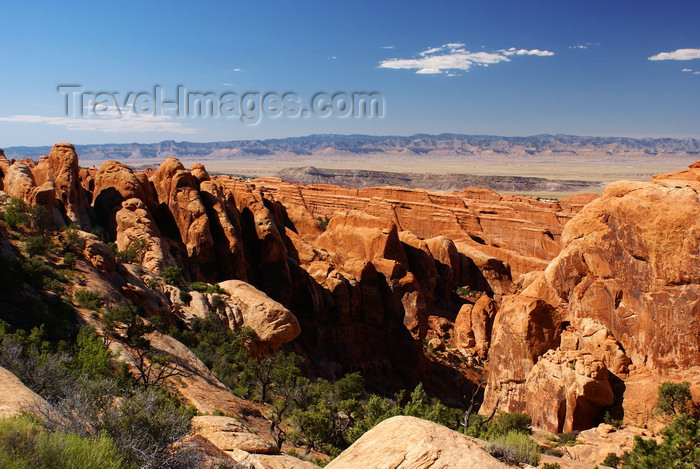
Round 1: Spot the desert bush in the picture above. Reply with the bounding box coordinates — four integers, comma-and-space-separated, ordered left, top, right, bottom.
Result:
2, 197, 29, 228
486, 411, 532, 438
0, 415, 123, 469
62, 252, 78, 268
316, 216, 330, 230
486, 431, 540, 466
25, 235, 53, 256
103, 386, 193, 468
179, 290, 193, 304
73, 290, 103, 310
543, 463, 562, 469
621, 413, 699, 468
162, 266, 183, 285
73, 326, 113, 379
603, 452, 621, 467
188, 282, 224, 294
61, 225, 85, 254
557, 430, 580, 445
656, 381, 694, 416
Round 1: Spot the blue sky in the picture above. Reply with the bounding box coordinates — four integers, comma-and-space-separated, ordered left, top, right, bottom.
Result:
1, 0, 699, 146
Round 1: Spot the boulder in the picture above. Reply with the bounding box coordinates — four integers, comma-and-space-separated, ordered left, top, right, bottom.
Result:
3, 162, 36, 201
217, 280, 301, 346
326, 416, 508, 469
193, 415, 278, 454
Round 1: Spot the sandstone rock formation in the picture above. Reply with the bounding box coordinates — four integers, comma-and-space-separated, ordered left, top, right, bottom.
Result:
5, 142, 696, 440
326, 416, 509, 468
0, 366, 49, 418
115, 198, 175, 274
152, 157, 217, 281
483, 162, 700, 431
561, 423, 660, 465
3, 162, 36, 202
32, 143, 92, 229
218, 280, 301, 347
193, 415, 278, 455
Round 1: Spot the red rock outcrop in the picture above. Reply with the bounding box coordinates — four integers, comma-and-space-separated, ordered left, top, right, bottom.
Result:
483, 163, 700, 431
115, 198, 176, 274
151, 158, 217, 281
237, 179, 585, 280
32, 143, 92, 229
3, 162, 36, 201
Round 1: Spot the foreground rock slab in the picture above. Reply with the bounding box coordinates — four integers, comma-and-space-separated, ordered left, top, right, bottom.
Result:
0, 366, 49, 418
326, 416, 508, 469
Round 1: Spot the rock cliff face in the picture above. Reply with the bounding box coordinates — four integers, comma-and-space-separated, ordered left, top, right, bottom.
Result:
482, 163, 700, 432
1, 143, 696, 436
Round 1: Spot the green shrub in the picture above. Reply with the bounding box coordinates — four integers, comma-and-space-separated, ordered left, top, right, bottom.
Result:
61, 225, 85, 254
486, 412, 533, 438
114, 247, 139, 264
73, 326, 113, 379
43, 277, 64, 295
603, 452, 621, 467
557, 430, 580, 445
19, 258, 56, 289
2, 197, 29, 228
179, 290, 193, 305
28, 205, 58, 234
603, 411, 623, 429
656, 381, 693, 416
486, 431, 540, 466
62, 253, 78, 268
73, 290, 103, 310
0, 415, 123, 469
25, 235, 53, 256
543, 463, 562, 469
210, 294, 225, 310
162, 266, 183, 285
316, 216, 330, 230
188, 281, 224, 294
622, 413, 699, 468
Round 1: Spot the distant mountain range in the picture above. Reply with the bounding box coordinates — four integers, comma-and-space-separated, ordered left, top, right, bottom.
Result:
4, 134, 700, 161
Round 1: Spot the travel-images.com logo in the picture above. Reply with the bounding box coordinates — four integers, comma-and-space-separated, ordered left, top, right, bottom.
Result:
58, 85, 384, 125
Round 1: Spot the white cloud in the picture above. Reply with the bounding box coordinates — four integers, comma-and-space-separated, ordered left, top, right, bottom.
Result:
695, 71, 700, 75
0, 114, 196, 134
222, 82, 235, 86
232, 68, 241, 72
329, 55, 337, 59
648, 48, 700, 61
569, 42, 600, 50
380, 45, 395, 49
379, 43, 554, 75
682, 68, 692, 72
500, 47, 554, 57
